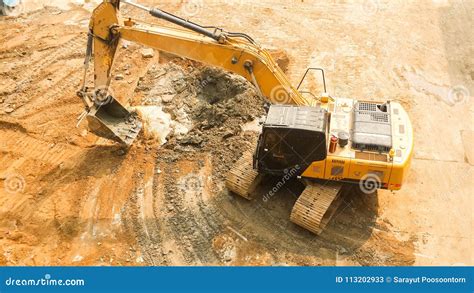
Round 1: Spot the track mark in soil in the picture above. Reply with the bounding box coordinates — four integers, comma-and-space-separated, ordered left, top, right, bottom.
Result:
0, 129, 81, 167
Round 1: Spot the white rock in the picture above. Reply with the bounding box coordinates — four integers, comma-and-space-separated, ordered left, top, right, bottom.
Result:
141, 48, 155, 58
133, 106, 172, 145
4, 107, 14, 113
161, 94, 174, 103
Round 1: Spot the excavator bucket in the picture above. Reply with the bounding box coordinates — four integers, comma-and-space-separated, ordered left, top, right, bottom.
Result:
76, 1, 143, 146
86, 100, 142, 146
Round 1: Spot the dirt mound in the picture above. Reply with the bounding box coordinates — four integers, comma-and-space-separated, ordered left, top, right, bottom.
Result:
134, 58, 267, 177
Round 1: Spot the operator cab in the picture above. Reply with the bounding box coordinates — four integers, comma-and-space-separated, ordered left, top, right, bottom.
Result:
254, 105, 328, 176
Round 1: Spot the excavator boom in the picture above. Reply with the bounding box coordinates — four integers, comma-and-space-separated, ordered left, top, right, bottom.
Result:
79, 0, 312, 145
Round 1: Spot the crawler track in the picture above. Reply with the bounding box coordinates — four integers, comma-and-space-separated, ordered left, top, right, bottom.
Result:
290, 182, 345, 235
225, 151, 262, 200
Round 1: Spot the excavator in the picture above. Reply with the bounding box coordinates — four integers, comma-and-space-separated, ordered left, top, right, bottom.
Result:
77, 0, 413, 235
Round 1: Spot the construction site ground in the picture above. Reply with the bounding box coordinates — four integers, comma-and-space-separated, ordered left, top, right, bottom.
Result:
0, 0, 472, 266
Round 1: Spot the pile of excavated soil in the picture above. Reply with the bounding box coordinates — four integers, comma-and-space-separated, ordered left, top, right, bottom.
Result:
134, 58, 267, 179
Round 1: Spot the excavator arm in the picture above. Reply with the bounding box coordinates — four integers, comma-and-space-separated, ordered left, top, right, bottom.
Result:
78, 0, 312, 145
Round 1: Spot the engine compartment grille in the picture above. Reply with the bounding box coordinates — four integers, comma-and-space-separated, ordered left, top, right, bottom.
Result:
352, 102, 392, 153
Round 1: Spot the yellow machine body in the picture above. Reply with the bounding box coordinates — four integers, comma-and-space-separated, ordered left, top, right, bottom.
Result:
300, 99, 413, 190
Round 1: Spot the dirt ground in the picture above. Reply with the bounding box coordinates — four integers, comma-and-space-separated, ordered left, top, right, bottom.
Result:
0, 0, 472, 266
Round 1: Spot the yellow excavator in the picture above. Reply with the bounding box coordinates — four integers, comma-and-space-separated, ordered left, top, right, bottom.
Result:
78, 0, 413, 235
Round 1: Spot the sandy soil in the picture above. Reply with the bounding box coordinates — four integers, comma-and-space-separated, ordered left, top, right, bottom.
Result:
0, 0, 472, 266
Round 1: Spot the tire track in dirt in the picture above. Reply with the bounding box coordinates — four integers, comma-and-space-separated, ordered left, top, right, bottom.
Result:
0, 126, 83, 225
132, 164, 168, 266
15, 68, 83, 118
13, 43, 141, 122
69, 181, 102, 263
148, 153, 410, 266
215, 181, 339, 264
52, 146, 140, 265
0, 128, 81, 167
138, 157, 223, 265
124, 161, 211, 265
0, 34, 85, 97
219, 180, 415, 265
